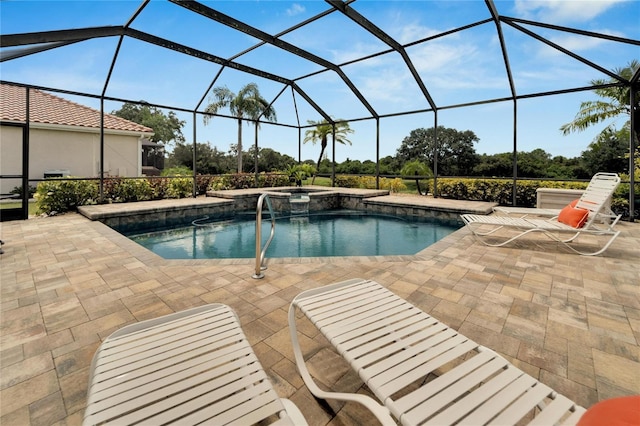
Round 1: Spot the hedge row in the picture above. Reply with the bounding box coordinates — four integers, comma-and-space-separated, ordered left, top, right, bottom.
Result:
434, 178, 634, 218
35, 177, 195, 215
435, 178, 573, 206
34, 175, 637, 218
35, 179, 99, 215
34, 174, 290, 215
334, 175, 407, 192
335, 176, 635, 218
208, 173, 290, 190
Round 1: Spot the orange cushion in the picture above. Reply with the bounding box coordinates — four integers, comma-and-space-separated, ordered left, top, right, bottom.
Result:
577, 395, 640, 426
558, 200, 588, 228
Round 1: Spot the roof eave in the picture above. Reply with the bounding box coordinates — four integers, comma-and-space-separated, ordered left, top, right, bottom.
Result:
20, 121, 155, 137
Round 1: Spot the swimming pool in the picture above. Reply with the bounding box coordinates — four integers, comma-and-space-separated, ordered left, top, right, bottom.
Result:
122, 210, 461, 260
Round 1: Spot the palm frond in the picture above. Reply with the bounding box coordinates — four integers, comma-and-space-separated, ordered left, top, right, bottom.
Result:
561, 101, 627, 135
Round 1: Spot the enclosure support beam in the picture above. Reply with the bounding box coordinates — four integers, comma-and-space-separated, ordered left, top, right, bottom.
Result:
22, 89, 30, 220
0, 26, 124, 47
486, 0, 519, 206
433, 113, 438, 198
0, 41, 80, 62
99, 99, 105, 202
254, 123, 259, 184
512, 101, 518, 206
376, 118, 380, 190
331, 126, 336, 187
326, 0, 436, 112
504, 21, 623, 83
172, 0, 378, 119
193, 111, 198, 198
630, 77, 638, 222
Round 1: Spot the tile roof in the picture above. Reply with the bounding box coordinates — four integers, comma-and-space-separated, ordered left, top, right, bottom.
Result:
0, 84, 154, 134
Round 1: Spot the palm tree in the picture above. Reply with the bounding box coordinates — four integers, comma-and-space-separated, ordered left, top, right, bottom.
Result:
560, 60, 639, 147
303, 118, 354, 184
203, 83, 277, 173
400, 160, 433, 195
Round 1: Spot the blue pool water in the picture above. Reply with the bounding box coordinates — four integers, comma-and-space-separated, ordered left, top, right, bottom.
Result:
123, 210, 460, 260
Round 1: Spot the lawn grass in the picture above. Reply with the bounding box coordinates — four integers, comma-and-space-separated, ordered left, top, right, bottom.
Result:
0, 202, 38, 216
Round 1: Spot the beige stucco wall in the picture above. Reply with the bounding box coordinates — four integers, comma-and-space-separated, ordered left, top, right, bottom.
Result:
0, 126, 23, 194
1, 124, 145, 194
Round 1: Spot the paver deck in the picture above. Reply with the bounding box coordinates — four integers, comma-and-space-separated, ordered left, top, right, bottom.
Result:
1, 195, 639, 425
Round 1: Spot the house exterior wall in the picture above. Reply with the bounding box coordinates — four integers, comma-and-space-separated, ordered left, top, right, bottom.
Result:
0, 125, 23, 194
0, 125, 143, 194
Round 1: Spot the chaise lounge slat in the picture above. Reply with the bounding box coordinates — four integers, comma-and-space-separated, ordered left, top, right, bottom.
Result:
84, 303, 307, 426
289, 278, 587, 426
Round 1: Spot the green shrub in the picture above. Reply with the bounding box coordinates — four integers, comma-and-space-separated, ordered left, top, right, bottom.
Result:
167, 177, 193, 198
162, 166, 192, 176
614, 172, 640, 218
358, 176, 377, 189
612, 197, 629, 217
381, 177, 407, 193
432, 177, 640, 218
149, 177, 170, 199
35, 178, 98, 214
196, 175, 213, 195
104, 178, 152, 203
334, 175, 360, 188
207, 173, 290, 191
256, 173, 290, 188
228, 173, 255, 189
11, 185, 37, 198
334, 175, 407, 193
208, 175, 232, 191
286, 164, 316, 184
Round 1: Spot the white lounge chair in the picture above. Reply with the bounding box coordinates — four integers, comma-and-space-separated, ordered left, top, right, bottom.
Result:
493, 172, 620, 221
462, 174, 622, 256
83, 304, 307, 426
289, 278, 586, 426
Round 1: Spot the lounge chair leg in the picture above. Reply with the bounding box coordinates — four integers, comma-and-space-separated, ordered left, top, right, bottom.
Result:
288, 297, 397, 426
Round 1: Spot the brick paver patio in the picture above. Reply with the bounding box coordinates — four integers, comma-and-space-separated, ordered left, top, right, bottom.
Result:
1, 197, 638, 425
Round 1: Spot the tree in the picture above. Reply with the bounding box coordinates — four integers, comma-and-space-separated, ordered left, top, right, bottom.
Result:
473, 153, 513, 177
396, 126, 480, 176
335, 158, 362, 174
580, 127, 629, 176
246, 147, 296, 172
517, 149, 552, 178
400, 160, 433, 195
561, 60, 639, 150
167, 142, 234, 174
202, 83, 277, 173
361, 160, 377, 174
303, 118, 354, 184
545, 156, 582, 179
379, 155, 401, 175
112, 102, 185, 145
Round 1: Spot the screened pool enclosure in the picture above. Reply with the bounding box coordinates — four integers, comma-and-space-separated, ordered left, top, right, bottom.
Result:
1, 0, 638, 221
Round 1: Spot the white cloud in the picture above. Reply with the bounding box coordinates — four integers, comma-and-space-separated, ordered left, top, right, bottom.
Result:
546, 28, 625, 52
543, 33, 604, 56
514, 0, 626, 23
359, 66, 414, 104
286, 3, 305, 17
395, 23, 441, 45
329, 41, 389, 64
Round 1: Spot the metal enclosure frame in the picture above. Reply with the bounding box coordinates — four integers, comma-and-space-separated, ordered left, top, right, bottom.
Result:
1, 0, 638, 220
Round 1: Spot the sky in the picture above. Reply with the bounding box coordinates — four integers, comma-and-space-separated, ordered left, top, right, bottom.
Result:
1, 0, 639, 164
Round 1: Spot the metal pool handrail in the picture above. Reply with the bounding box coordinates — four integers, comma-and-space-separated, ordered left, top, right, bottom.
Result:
253, 193, 276, 279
